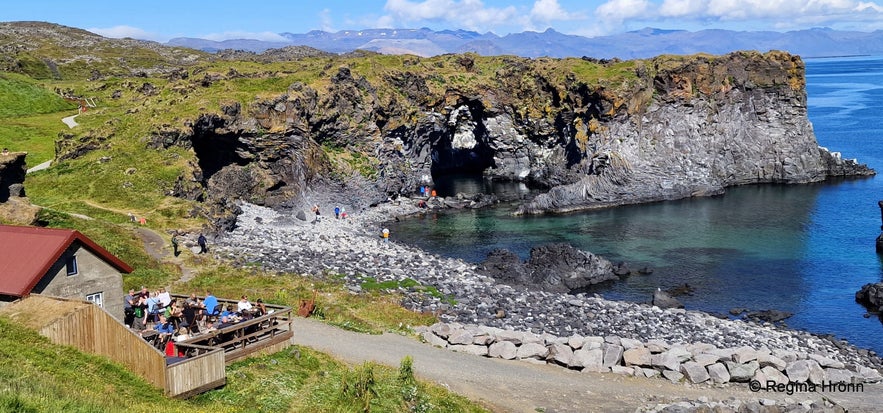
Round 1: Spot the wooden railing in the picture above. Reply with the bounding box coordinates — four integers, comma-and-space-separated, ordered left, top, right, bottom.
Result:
170, 295, 293, 364
164, 343, 225, 398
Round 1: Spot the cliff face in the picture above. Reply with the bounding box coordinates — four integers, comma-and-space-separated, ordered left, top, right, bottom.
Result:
169, 51, 872, 221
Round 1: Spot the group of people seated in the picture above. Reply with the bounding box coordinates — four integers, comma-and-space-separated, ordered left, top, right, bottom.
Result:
123, 287, 270, 353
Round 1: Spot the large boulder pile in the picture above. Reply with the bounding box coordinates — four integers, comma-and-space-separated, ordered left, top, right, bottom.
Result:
418, 322, 883, 388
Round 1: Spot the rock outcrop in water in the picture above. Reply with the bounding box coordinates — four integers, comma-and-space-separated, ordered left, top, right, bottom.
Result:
476, 244, 618, 293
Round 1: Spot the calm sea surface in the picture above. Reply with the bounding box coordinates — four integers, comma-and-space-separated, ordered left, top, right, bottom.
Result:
387, 55, 883, 353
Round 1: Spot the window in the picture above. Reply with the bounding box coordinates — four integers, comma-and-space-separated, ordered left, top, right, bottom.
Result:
66, 256, 78, 276
86, 292, 103, 308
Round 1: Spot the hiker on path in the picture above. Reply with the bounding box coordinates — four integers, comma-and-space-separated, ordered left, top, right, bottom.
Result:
311, 204, 321, 222
171, 232, 180, 257
334, 206, 341, 219
381, 228, 390, 243
197, 233, 208, 254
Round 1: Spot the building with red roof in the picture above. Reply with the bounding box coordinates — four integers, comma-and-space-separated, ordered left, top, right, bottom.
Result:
0, 225, 132, 319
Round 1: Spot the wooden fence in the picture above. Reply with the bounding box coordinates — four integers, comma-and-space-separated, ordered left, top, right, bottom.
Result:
0, 295, 228, 398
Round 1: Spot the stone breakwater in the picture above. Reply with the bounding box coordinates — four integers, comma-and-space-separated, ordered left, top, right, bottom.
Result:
214, 201, 883, 376
417, 321, 882, 387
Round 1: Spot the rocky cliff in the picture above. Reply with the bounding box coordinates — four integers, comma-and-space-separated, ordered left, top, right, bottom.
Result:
152, 51, 871, 223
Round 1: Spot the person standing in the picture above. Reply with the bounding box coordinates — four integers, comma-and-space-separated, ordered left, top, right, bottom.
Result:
311, 204, 321, 222
381, 228, 390, 243
334, 206, 340, 219
171, 232, 179, 257
198, 233, 207, 254
124, 289, 135, 327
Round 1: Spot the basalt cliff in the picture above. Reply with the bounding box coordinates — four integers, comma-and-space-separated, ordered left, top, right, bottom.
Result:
160, 50, 871, 224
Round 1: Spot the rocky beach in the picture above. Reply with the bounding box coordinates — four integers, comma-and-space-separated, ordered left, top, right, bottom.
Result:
214, 200, 883, 385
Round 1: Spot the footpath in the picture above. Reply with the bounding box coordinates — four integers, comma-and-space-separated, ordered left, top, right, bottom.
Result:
291, 317, 881, 412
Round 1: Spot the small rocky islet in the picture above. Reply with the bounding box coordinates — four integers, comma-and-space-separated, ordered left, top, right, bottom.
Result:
215, 200, 883, 385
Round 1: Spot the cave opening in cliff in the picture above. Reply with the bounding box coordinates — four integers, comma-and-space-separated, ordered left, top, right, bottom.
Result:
191, 132, 251, 183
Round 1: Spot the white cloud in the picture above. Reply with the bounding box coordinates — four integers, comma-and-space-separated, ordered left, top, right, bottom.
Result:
530, 0, 569, 22
596, 0, 652, 21
382, 0, 518, 31
88, 25, 162, 41
320, 8, 335, 32
856, 1, 883, 12
659, 0, 707, 17
200, 31, 289, 42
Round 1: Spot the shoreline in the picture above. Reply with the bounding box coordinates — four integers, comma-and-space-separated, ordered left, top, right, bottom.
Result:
214, 199, 883, 374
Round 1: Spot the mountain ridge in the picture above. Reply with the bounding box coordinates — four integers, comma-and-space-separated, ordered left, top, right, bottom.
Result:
167, 26, 883, 59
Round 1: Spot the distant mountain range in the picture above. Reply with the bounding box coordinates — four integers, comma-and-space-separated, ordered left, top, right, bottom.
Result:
167, 27, 883, 59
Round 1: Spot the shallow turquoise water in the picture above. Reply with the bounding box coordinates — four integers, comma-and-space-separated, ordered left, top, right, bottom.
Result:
387, 56, 883, 353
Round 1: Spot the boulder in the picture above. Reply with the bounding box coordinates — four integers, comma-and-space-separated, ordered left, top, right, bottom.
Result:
448, 329, 475, 345
571, 348, 605, 372
756, 353, 787, 371
785, 360, 813, 383
652, 289, 684, 309
547, 343, 574, 366
707, 363, 731, 384
693, 353, 720, 367
731, 346, 759, 364
856, 282, 883, 312
619, 337, 643, 350
602, 344, 624, 368
449, 344, 488, 356
726, 360, 760, 382
430, 323, 453, 339
516, 342, 549, 360
583, 336, 604, 350
422, 331, 449, 348
857, 366, 883, 382
755, 366, 789, 387
567, 334, 585, 350
488, 341, 517, 360
808, 361, 827, 384
825, 368, 855, 384
663, 369, 684, 383
494, 329, 524, 345
745, 309, 793, 323
807, 354, 844, 369
681, 361, 711, 384
623, 347, 652, 367
611, 366, 634, 376
524, 243, 617, 292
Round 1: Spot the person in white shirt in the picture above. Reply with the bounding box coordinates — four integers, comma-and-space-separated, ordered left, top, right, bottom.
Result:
237, 295, 253, 312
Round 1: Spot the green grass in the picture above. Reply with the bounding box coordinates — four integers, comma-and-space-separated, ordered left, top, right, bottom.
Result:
0, 318, 488, 413
0, 73, 76, 117
179, 267, 438, 335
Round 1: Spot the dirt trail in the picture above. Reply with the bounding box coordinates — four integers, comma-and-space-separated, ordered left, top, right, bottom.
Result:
134, 226, 195, 283
291, 317, 879, 413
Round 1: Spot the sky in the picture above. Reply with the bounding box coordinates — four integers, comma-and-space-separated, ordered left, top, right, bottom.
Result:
4, 0, 883, 42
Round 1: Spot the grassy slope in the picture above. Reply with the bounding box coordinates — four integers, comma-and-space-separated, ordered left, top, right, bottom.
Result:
0, 318, 486, 413
0, 73, 76, 166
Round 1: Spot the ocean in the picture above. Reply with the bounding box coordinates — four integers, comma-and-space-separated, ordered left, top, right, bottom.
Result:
386, 55, 883, 354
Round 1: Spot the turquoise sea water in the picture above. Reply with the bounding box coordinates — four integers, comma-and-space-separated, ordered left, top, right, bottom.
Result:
387, 55, 883, 353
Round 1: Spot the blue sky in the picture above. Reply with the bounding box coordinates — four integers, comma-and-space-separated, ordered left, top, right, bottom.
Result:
5, 0, 883, 42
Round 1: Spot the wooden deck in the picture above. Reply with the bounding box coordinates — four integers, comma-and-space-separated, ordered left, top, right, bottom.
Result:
1, 294, 294, 398
171, 294, 294, 364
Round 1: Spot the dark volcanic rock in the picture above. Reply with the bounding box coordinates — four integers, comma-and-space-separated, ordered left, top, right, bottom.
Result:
856, 282, 883, 313
477, 249, 530, 286
744, 309, 793, 323
652, 289, 684, 309
477, 243, 617, 293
